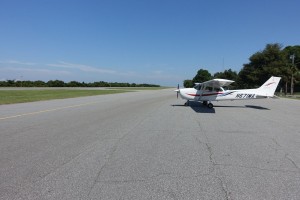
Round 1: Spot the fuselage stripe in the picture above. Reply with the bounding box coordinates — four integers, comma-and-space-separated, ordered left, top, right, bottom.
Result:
186, 92, 224, 97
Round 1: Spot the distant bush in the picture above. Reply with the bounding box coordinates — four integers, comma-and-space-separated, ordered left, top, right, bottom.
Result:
0, 80, 160, 87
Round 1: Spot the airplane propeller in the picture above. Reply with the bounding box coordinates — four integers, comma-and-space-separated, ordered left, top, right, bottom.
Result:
175, 84, 180, 99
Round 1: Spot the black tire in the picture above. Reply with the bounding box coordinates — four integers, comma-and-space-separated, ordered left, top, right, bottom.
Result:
207, 103, 213, 109
184, 101, 190, 106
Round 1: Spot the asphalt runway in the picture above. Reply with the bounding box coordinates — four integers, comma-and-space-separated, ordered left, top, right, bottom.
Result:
0, 89, 299, 200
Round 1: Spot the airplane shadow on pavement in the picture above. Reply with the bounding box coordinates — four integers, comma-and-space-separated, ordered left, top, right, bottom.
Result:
172, 101, 216, 113
190, 105, 216, 113
244, 105, 270, 110
172, 101, 270, 113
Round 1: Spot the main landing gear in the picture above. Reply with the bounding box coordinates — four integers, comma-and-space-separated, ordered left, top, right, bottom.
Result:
207, 103, 214, 109
203, 101, 214, 109
184, 100, 214, 108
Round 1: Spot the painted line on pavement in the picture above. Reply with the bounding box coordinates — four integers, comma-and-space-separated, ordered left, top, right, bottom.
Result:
0, 101, 99, 120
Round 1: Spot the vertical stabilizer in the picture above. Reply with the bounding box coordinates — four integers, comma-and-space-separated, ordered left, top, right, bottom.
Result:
258, 76, 281, 97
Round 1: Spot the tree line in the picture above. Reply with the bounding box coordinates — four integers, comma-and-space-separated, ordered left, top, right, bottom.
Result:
0, 80, 160, 88
184, 43, 300, 95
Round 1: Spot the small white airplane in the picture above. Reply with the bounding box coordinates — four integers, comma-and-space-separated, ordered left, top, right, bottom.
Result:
175, 76, 281, 108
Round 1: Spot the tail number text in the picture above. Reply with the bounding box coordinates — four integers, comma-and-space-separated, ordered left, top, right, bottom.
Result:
236, 94, 255, 99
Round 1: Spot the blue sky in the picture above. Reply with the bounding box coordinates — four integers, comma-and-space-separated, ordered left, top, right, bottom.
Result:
0, 0, 299, 86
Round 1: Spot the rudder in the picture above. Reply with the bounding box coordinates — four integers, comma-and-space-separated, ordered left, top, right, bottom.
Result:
258, 76, 281, 97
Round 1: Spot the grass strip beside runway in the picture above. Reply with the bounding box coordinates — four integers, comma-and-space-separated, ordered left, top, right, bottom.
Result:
0, 89, 130, 105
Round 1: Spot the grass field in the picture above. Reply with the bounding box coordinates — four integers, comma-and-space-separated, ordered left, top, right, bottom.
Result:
0, 89, 131, 105
275, 92, 300, 100
111, 87, 170, 90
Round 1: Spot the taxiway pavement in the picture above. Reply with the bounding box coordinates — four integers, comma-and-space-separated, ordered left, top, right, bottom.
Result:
0, 89, 299, 199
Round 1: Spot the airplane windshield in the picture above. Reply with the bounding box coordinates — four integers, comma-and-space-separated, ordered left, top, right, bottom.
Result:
194, 84, 201, 90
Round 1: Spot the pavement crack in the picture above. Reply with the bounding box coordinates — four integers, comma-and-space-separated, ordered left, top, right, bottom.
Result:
194, 120, 216, 170
87, 136, 126, 197
271, 138, 282, 148
195, 121, 231, 200
204, 142, 231, 200
100, 179, 147, 184
87, 114, 149, 198
216, 176, 231, 200
30, 141, 99, 185
205, 143, 214, 164
285, 153, 300, 171
215, 163, 300, 174
98, 171, 212, 185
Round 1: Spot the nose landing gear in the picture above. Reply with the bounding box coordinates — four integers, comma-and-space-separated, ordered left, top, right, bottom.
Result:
184, 100, 190, 106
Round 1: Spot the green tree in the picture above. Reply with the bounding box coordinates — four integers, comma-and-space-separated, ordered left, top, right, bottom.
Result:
281, 45, 300, 94
192, 69, 212, 83
47, 80, 65, 87
0, 81, 8, 87
7, 80, 16, 86
213, 69, 238, 80
183, 79, 193, 88
238, 43, 285, 89
66, 81, 82, 87
214, 69, 238, 89
21, 81, 34, 87
34, 80, 47, 87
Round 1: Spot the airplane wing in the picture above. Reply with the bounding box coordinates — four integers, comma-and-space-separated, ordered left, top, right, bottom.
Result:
202, 79, 234, 88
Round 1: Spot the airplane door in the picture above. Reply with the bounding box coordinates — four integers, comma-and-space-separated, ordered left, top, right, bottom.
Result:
196, 84, 204, 100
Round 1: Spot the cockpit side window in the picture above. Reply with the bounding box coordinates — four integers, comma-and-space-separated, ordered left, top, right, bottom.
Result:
215, 87, 221, 92
214, 87, 225, 92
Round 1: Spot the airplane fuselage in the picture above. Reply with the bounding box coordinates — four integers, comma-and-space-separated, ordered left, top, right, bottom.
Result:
179, 88, 265, 102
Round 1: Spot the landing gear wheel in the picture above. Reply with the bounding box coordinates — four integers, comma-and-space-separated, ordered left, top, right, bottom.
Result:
202, 101, 208, 106
207, 103, 214, 109
184, 101, 190, 106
